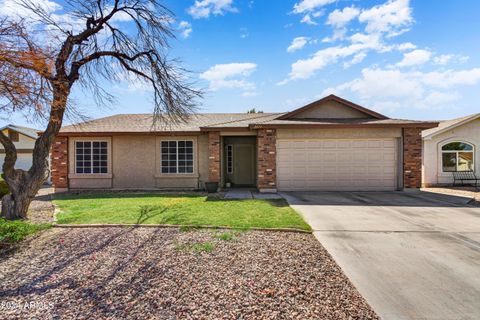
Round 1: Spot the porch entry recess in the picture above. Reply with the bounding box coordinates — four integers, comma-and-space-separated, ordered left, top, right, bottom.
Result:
223, 136, 256, 187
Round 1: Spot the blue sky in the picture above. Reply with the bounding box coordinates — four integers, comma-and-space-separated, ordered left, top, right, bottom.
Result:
3, 0, 480, 129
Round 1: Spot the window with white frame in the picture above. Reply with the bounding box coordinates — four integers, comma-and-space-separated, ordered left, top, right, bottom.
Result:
161, 140, 194, 173
226, 145, 233, 174
75, 141, 108, 174
441, 142, 474, 172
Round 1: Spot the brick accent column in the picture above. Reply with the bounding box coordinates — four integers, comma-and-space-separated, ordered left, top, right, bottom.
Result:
403, 128, 422, 189
51, 136, 69, 191
257, 128, 277, 192
208, 131, 221, 182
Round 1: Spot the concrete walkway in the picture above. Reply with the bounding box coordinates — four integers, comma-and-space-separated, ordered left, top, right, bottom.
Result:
282, 191, 480, 320
224, 190, 282, 200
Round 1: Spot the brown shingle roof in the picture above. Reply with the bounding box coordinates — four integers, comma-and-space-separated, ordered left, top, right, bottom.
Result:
60, 112, 437, 134
60, 113, 282, 133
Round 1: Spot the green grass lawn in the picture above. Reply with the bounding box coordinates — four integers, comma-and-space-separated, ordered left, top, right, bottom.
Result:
54, 193, 311, 230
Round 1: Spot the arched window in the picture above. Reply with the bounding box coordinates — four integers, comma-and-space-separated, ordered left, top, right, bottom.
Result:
441, 142, 474, 172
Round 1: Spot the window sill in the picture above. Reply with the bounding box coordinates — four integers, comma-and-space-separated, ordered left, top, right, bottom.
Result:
155, 174, 199, 179
68, 174, 113, 179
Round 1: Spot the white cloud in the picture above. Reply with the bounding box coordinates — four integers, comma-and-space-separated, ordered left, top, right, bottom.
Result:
322, 67, 480, 110
300, 14, 317, 25
188, 0, 237, 19
179, 21, 193, 38
287, 37, 310, 53
200, 63, 257, 95
323, 6, 360, 42
293, 0, 336, 14
283, 0, 419, 82
327, 6, 360, 28
433, 54, 469, 66
343, 52, 367, 68
358, 0, 413, 36
0, 0, 61, 21
396, 49, 432, 67
396, 42, 417, 51
280, 32, 387, 83
293, 0, 332, 25
240, 27, 249, 39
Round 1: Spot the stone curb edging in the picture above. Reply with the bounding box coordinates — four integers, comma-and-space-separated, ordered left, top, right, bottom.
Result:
52, 223, 312, 233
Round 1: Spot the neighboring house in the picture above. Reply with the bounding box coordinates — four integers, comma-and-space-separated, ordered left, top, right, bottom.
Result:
50, 94, 437, 192
0, 124, 38, 171
422, 113, 480, 187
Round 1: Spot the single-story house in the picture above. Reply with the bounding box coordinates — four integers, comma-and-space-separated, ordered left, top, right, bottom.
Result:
50, 94, 437, 192
0, 124, 38, 171
422, 113, 480, 187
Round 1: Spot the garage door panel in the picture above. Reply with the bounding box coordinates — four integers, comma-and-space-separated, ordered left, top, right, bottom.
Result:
277, 138, 397, 191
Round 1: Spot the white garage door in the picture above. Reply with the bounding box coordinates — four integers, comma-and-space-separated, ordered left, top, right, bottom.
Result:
16, 154, 33, 170
0, 153, 32, 171
277, 139, 398, 191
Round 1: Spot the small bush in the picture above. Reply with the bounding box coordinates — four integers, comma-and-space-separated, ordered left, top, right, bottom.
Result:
191, 242, 214, 253
174, 241, 214, 253
0, 218, 51, 244
213, 231, 236, 241
0, 178, 9, 198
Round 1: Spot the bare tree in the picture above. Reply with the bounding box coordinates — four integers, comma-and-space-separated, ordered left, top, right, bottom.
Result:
0, 0, 201, 219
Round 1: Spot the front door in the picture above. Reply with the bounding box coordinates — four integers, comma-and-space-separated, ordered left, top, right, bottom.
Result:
233, 144, 255, 186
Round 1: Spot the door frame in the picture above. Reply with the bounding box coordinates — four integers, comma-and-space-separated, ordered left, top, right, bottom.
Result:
222, 136, 257, 188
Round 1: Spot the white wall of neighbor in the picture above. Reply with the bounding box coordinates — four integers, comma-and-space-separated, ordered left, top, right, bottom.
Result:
423, 118, 480, 186
0, 129, 36, 172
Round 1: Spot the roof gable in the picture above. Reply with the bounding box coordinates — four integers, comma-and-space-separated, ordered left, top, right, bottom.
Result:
422, 113, 480, 139
276, 94, 388, 120
0, 124, 38, 139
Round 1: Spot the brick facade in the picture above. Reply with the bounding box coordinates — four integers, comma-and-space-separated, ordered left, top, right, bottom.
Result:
208, 131, 221, 182
257, 129, 277, 191
51, 136, 69, 190
403, 128, 423, 189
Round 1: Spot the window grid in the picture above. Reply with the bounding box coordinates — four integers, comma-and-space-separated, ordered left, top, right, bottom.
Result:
161, 140, 194, 174
441, 142, 474, 172
75, 141, 108, 174
227, 145, 233, 174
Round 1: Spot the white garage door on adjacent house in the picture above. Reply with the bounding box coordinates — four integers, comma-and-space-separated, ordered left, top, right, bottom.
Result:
277, 138, 398, 191
0, 153, 32, 171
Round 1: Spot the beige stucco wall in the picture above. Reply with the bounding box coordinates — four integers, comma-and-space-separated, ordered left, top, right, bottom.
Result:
277, 127, 402, 140
423, 118, 480, 186
0, 129, 36, 149
68, 134, 209, 190
113, 136, 156, 188
291, 100, 374, 119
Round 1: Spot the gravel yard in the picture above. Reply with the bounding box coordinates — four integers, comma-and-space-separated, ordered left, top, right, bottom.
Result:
0, 227, 377, 319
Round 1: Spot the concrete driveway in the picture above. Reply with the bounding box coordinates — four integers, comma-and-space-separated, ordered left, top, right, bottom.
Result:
282, 191, 480, 320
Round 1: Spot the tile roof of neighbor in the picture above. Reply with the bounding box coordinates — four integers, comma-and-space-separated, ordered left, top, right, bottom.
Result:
0, 124, 39, 138
422, 113, 480, 138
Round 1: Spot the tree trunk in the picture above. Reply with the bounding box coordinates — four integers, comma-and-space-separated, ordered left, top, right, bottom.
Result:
1, 192, 32, 220
1, 195, 16, 220
1, 83, 69, 220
